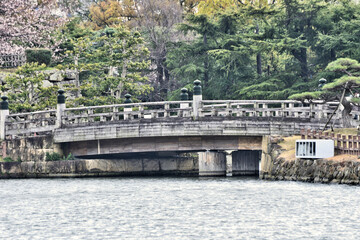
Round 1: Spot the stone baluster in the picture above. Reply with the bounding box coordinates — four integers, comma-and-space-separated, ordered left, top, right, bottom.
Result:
124, 94, 132, 120
254, 102, 259, 116
193, 80, 202, 120
0, 96, 9, 140
138, 105, 144, 119
112, 106, 118, 121
288, 102, 294, 117
226, 102, 231, 116
56, 90, 66, 128
180, 88, 189, 117
164, 103, 170, 118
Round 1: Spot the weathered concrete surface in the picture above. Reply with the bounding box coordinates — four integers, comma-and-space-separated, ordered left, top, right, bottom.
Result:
198, 151, 226, 176
54, 117, 331, 143
62, 136, 263, 157
260, 136, 360, 185
4, 135, 56, 162
0, 157, 198, 178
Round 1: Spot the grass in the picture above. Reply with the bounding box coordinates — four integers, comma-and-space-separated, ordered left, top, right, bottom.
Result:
278, 135, 301, 162
324, 128, 358, 135
278, 129, 360, 162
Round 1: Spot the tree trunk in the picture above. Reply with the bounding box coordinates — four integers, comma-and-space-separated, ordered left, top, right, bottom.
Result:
340, 97, 353, 128
203, 33, 209, 87
330, 49, 336, 61
292, 48, 308, 81
257, 54, 262, 75
256, 23, 262, 75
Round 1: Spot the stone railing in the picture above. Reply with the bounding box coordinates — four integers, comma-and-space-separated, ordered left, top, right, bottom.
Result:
0, 53, 26, 68
198, 100, 337, 119
61, 101, 193, 126
5, 110, 57, 136
0, 80, 356, 139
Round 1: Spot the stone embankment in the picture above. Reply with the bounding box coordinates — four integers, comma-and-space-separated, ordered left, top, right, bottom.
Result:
0, 157, 198, 178
260, 136, 360, 184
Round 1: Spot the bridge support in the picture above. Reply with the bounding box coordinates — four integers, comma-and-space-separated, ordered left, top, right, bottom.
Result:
198, 151, 226, 176
225, 150, 235, 177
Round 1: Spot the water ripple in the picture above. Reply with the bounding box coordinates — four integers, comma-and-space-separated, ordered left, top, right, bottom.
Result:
0, 178, 359, 239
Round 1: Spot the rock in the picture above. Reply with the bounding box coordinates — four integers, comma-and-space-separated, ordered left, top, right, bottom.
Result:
64, 70, 77, 80
49, 71, 63, 82
42, 80, 52, 88
330, 179, 340, 184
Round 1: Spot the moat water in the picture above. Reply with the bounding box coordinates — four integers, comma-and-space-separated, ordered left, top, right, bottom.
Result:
1, 177, 360, 239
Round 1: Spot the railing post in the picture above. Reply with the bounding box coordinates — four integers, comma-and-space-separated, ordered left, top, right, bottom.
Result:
56, 90, 66, 128
0, 96, 9, 140
124, 94, 132, 120
193, 80, 202, 120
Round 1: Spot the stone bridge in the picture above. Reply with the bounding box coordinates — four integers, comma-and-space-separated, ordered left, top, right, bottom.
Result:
0, 83, 357, 176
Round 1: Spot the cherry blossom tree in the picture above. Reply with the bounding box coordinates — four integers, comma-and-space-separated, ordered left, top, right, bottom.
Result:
0, 0, 65, 54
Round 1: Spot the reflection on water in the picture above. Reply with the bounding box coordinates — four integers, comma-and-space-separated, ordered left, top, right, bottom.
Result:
1, 177, 359, 239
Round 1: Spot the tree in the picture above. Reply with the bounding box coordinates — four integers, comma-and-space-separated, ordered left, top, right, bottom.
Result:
290, 58, 360, 128
89, 0, 137, 29
132, 0, 183, 100
60, 26, 152, 106
0, 0, 65, 54
0, 63, 58, 112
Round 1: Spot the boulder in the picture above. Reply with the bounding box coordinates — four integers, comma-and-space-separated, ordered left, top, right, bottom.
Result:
49, 71, 63, 82
42, 80, 52, 88
64, 70, 77, 80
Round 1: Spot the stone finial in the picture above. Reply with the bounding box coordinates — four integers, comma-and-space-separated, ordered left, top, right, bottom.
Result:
193, 80, 202, 96
180, 88, 189, 101
124, 94, 132, 104
318, 78, 327, 90
0, 96, 8, 110
57, 89, 66, 104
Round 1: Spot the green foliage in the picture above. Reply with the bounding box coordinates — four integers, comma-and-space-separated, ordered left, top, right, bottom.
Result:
25, 49, 52, 66
2, 157, 14, 162
46, 152, 62, 161
59, 25, 152, 106
1, 62, 58, 112
63, 153, 75, 161
323, 58, 360, 90
45, 152, 74, 161
168, 83, 193, 101
288, 91, 322, 101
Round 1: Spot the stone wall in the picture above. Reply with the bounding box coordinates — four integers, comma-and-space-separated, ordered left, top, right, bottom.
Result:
4, 135, 57, 162
260, 137, 360, 185
0, 157, 198, 178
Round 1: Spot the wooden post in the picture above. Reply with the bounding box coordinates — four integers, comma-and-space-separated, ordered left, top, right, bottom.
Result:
301, 129, 305, 139
342, 135, 346, 154
336, 134, 341, 152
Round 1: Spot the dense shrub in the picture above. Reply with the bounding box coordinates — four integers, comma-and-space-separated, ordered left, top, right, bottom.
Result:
45, 152, 61, 161
25, 48, 52, 66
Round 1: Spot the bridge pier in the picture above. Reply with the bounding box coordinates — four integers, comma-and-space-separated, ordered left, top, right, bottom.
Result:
198, 150, 260, 177
198, 151, 226, 176
225, 150, 234, 177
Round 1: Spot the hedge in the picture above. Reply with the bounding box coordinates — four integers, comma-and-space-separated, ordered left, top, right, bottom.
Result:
25, 48, 52, 66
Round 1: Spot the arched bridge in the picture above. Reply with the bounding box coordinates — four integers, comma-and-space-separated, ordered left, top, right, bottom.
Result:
2, 98, 351, 158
